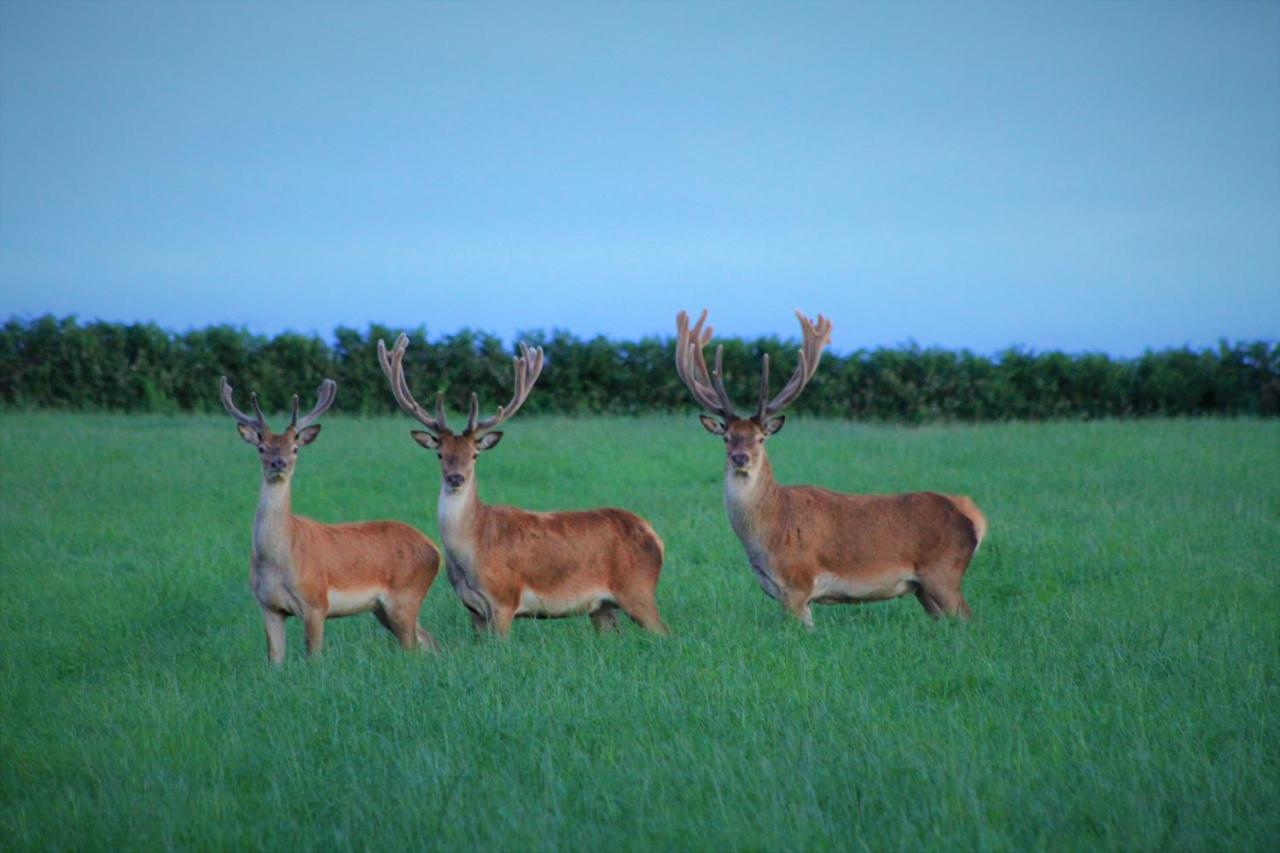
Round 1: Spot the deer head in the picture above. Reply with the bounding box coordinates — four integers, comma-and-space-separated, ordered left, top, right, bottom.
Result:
675, 309, 831, 477
220, 376, 337, 483
378, 333, 544, 493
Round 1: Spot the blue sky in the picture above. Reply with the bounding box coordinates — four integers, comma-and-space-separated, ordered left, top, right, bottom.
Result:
1, 1, 1277, 355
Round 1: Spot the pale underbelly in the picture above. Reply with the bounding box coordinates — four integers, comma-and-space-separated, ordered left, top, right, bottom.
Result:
326, 588, 382, 617
515, 588, 614, 618
810, 570, 918, 604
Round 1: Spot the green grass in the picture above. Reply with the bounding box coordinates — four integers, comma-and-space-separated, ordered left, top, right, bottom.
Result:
1, 414, 1277, 850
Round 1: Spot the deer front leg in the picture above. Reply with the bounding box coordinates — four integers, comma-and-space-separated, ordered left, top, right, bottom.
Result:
262, 607, 287, 664
303, 609, 326, 657
782, 585, 815, 631
488, 604, 516, 638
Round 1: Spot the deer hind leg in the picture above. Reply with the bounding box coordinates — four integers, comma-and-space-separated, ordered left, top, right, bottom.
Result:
261, 607, 287, 664
590, 602, 620, 634
917, 561, 972, 620
914, 585, 944, 618
377, 596, 436, 652
613, 589, 669, 635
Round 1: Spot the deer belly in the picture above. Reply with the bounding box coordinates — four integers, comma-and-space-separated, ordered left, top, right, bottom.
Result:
326, 588, 381, 616
516, 588, 611, 618
811, 571, 917, 604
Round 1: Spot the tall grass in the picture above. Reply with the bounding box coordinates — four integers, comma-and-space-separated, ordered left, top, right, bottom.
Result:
1, 414, 1277, 849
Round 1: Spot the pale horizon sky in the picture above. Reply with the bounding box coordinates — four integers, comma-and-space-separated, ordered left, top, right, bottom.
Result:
1, 1, 1277, 356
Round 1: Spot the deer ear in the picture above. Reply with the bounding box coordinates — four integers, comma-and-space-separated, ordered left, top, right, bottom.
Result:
698, 415, 726, 436
411, 430, 441, 450
236, 424, 261, 445
763, 415, 786, 436
295, 424, 322, 446
476, 431, 503, 451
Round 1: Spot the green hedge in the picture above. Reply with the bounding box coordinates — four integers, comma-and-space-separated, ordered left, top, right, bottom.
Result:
2, 315, 1276, 421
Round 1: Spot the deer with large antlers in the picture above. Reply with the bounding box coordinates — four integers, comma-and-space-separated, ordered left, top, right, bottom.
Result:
675, 310, 986, 626
220, 377, 440, 662
378, 334, 668, 637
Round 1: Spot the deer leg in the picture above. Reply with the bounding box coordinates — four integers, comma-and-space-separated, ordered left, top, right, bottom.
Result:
303, 609, 326, 657
261, 607, 287, 664
614, 591, 669, 635
590, 603, 620, 634
921, 558, 967, 617
488, 605, 516, 638
379, 596, 434, 652
782, 587, 815, 630
914, 586, 944, 619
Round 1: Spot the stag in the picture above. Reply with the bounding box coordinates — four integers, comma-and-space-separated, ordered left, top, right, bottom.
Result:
220, 377, 440, 661
377, 334, 667, 637
674, 310, 986, 626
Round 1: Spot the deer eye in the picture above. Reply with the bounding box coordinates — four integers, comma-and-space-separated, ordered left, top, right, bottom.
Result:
472, 454, 478, 460
257, 446, 265, 453
436, 453, 442, 459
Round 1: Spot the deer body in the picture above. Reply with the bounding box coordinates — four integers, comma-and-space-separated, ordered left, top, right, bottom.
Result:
722, 452, 985, 626
221, 377, 441, 662
379, 334, 667, 637
675, 310, 985, 626
437, 483, 664, 634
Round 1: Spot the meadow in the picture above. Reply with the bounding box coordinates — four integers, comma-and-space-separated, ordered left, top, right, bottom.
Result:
1, 413, 1277, 850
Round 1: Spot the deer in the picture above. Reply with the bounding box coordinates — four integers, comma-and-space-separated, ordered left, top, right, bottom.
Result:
220, 376, 441, 662
674, 310, 987, 628
376, 333, 668, 638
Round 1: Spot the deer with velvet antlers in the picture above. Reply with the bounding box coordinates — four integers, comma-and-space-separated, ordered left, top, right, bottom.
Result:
378, 334, 668, 637
220, 377, 440, 662
674, 310, 986, 627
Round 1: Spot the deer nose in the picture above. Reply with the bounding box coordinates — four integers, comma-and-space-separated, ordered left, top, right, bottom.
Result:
730, 453, 750, 468
445, 473, 465, 488
269, 458, 288, 471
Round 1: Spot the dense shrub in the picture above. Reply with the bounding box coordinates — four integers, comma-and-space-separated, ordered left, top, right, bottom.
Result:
1, 315, 1275, 420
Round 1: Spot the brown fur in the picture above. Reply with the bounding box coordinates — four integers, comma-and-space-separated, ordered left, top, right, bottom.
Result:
714, 418, 985, 626
425, 432, 667, 637
238, 423, 441, 662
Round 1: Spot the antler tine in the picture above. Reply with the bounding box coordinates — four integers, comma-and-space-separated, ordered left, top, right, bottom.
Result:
376, 334, 447, 434
674, 310, 736, 418
249, 392, 268, 427
295, 378, 337, 431
709, 345, 739, 416
762, 310, 833, 418
466, 393, 479, 434
471, 342, 544, 434
219, 376, 267, 429
755, 353, 770, 421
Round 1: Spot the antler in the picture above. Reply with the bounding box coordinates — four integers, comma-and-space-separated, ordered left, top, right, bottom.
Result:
219, 376, 267, 430
377, 334, 449, 435
757, 310, 832, 419
470, 342, 544, 435
292, 378, 337, 430
675, 309, 738, 419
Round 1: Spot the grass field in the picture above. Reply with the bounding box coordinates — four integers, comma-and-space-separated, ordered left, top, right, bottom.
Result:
1, 413, 1277, 850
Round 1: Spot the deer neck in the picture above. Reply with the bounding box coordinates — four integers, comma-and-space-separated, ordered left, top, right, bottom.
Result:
437, 476, 481, 552
724, 451, 780, 537
253, 478, 294, 565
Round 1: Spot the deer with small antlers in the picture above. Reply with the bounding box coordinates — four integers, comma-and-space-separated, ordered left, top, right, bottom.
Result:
220, 377, 441, 662
674, 310, 986, 627
378, 333, 668, 637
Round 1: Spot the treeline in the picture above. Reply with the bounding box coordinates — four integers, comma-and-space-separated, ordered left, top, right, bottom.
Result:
1, 315, 1277, 421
